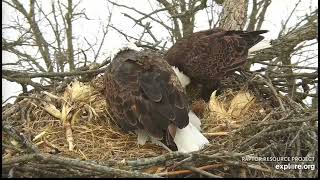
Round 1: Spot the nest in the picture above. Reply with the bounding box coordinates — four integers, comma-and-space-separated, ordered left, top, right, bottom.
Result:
2, 73, 318, 178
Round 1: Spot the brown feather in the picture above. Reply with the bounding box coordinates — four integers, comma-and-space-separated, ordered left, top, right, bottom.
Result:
104, 49, 189, 148
165, 28, 268, 100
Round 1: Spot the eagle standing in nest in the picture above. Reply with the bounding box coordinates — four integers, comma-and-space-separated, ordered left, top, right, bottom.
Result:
165, 28, 269, 101
104, 48, 209, 153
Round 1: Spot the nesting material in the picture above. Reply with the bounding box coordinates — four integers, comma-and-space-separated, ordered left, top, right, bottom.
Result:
1, 79, 263, 160
204, 89, 264, 134
209, 90, 256, 121
3, 77, 168, 161
2, 74, 317, 178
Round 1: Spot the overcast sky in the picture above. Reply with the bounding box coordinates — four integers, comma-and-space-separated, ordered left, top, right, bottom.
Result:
2, 0, 318, 104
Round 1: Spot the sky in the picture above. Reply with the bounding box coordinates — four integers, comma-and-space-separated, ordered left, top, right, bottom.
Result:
2, 0, 318, 105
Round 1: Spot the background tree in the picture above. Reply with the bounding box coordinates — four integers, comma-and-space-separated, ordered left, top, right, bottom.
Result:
2, 0, 113, 94
2, 0, 318, 108
1, 0, 318, 178
102, 0, 319, 108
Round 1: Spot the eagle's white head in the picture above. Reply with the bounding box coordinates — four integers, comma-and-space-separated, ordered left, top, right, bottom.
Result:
248, 39, 271, 57
109, 41, 143, 60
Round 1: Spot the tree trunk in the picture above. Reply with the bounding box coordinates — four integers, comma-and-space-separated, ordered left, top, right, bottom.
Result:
219, 0, 248, 30
66, 0, 75, 71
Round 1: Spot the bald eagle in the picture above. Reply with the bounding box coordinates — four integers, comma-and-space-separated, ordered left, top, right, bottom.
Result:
104, 48, 209, 153
165, 28, 269, 101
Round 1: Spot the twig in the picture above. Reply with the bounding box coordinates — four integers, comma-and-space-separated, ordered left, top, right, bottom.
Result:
256, 61, 318, 70
3, 153, 162, 178
249, 12, 317, 64
156, 164, 224, 177
269, 72, 318, 79
109, 25, 154, 46
3, 67, 108, 79
108, 0, 172, 30
3, 124, 40, 153
3, 154, 38, 165
257, 75, 286, 111
2, 143, 24, 153
167, 156, 193, 171
124, 151, 189, 167
14, 165, 61, 177
255, 114, 317, 127
278, 0, 302, 37
203, 132, 229, 136
93, 2, 115, 62
2, 95, 44, 105
183, 165, 223, 178
122, 13, 160, 45
262, 126, 315, 137
236, 126, 273, 151
136, 8, 167, 23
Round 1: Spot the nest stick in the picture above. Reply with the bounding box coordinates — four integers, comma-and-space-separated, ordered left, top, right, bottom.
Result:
65, 122, 74, 151
183, 166, 223, 178
156, 164, 224, 177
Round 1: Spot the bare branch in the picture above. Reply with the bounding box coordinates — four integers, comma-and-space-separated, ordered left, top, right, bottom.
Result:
108, 0, 172, 31
246, 0, 271, 31
2, 67, 108, 79
255, 0, 271, 30
249, 12, 318, 64
156, 0, 182, 39
10, 0, 53, 72
256, 61, 318, 70
93, 3, 114, 62
66, 0, 75, 70
278, 0, 302, 37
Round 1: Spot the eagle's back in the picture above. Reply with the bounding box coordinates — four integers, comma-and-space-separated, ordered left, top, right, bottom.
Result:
104, 49, 189, 145
165, 29, 268, 83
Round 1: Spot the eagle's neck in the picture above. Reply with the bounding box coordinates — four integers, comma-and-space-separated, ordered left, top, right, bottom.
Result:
248, 39, 271, 57
171, 66, 191, 88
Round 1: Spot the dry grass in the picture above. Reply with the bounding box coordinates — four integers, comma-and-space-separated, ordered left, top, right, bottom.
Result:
3, 75, 167, 161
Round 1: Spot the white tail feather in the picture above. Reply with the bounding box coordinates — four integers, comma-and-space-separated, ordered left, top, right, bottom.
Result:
135, 129, 173, 152
188, 111, 201, 131
135, 111, 209, 153
135, 129, 149, 145
174, 111, 209, 153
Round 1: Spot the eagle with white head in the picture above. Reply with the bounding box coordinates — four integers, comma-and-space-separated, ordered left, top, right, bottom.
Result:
165, 28, 269, 101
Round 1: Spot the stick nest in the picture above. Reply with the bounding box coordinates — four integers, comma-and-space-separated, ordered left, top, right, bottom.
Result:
2, 73, 318, 178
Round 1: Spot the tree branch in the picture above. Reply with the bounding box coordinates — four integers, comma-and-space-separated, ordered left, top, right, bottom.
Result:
249, 12, 318, 64
2, 67, 108, 79
11, 0, 53, 72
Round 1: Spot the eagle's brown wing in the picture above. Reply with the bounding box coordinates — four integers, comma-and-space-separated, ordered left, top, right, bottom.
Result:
165, 29, 268, 101
185, 31, 249, 81
104, 49, 189, 142
165, 29, 268, 82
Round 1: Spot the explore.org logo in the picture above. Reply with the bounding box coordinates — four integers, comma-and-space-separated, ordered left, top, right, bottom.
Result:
275, 164, 316, 171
